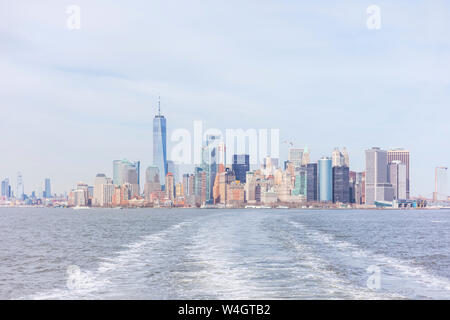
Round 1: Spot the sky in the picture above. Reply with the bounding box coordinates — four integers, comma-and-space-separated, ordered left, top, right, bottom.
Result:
0, 0, 449, 197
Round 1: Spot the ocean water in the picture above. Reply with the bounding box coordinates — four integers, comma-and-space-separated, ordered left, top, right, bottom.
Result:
0, 207, 449, 300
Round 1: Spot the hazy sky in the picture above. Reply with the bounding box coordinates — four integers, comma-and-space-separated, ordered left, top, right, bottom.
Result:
1, 0, 449, 196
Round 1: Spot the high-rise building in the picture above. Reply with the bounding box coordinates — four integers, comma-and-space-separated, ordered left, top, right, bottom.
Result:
332, 166, 350, 203
301, 147, 310, 166
292, 166, 307, 197
365, 147, 394, 205
93, 173, 114, 206
332, 147, 349, 167
167, 160, 177, 180
16, 172, 24, 200
165, 173, 174, 200
44, 178, 51, 198
112, 159, 140, 196
202, 134, 221, 202
194, 167, 207, 205
1, 178, 11, 200
232, 154, 250, 183
318, 157, 332, 202
153, 98, 167, 189
144, 166, 161, 201
288, 148, 304, 168
388, 161, 407, 200
306, 163, 318, 202
354, 172, 365, 204
387, 148, 410, 199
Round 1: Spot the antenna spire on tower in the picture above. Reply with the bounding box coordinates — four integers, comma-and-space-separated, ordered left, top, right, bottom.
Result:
158, 96, 161, 116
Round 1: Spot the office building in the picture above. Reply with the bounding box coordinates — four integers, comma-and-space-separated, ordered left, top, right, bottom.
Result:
288, 148, 304, 168
388, 148, 410, 199
388, 161, 407, 200
333, 166, 350, 203
153, 98, 167, 189
365, 147, 394, 205
232, 154, 250, 183
44, 178, 51, 198
307, 163, 318, 202
318, 157, 332, 202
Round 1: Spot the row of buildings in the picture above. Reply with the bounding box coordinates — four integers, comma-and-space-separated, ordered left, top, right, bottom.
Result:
67, 106, 417, 208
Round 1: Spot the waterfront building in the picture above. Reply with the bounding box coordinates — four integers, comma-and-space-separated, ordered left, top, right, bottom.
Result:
318, 157, 332, 202
349, 171, 356, 203
387, 148, 410, 199
365, 147, 394, 205
292, 166, 307, 197
261, 189, 277, 205
353, 172, 365, 204
153, 98, 167, 189
226, 181, 245, 207
232, 154, 250, 183
144, 166, 161, 201
388, 161, 407, 200
306, 163, 318, 202
1, 178, 11, 200
332, 166, 350, 203
44, 178, 51, 198
113, 159, 140, 195
165, 173, 174, 200
202, 134, 221, 202
194, 167, 207, 205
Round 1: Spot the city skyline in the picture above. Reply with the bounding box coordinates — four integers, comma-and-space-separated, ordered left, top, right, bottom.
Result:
1, 1, 450, 196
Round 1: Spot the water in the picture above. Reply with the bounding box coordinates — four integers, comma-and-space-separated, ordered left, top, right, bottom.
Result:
0, 207, 449, 300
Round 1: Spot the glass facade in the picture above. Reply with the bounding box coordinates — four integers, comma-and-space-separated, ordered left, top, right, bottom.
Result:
318, 158, 332, 202
153, 113, 167, 190
232, 154, 250, 183
332, 166, 350, 203
307, 163, 318, 201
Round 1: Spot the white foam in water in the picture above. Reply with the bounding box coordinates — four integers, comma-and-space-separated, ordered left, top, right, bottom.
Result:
289, 220, 450, 298
27, 221, 191, 300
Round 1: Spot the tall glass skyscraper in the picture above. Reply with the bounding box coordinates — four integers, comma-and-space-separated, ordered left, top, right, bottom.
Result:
44, 178, 51, 198
232, 154, 250, 183
318, 157, 332, 202
306, 163, 318, 202
153, 100, 167, 190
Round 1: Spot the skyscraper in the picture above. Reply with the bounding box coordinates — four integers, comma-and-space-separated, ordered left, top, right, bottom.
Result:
44, 178, 51, 198
93, 173, 114, 206
365, 147, 394, 205
153, 98, 167, 190
388, 161, 407, 200
332, 166, 350, 203
16, 172, 24, 200
306, 163, 318, 202
388, 148, 410, 199
288, 148, 304, 168
112, 159, 140, 195
232, 154, 250, 183
202, 134, 221, 202
332, 147, 349, 167
318, 157, 332, 202
144, 166, 161, 200
1, 178, 11, 200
